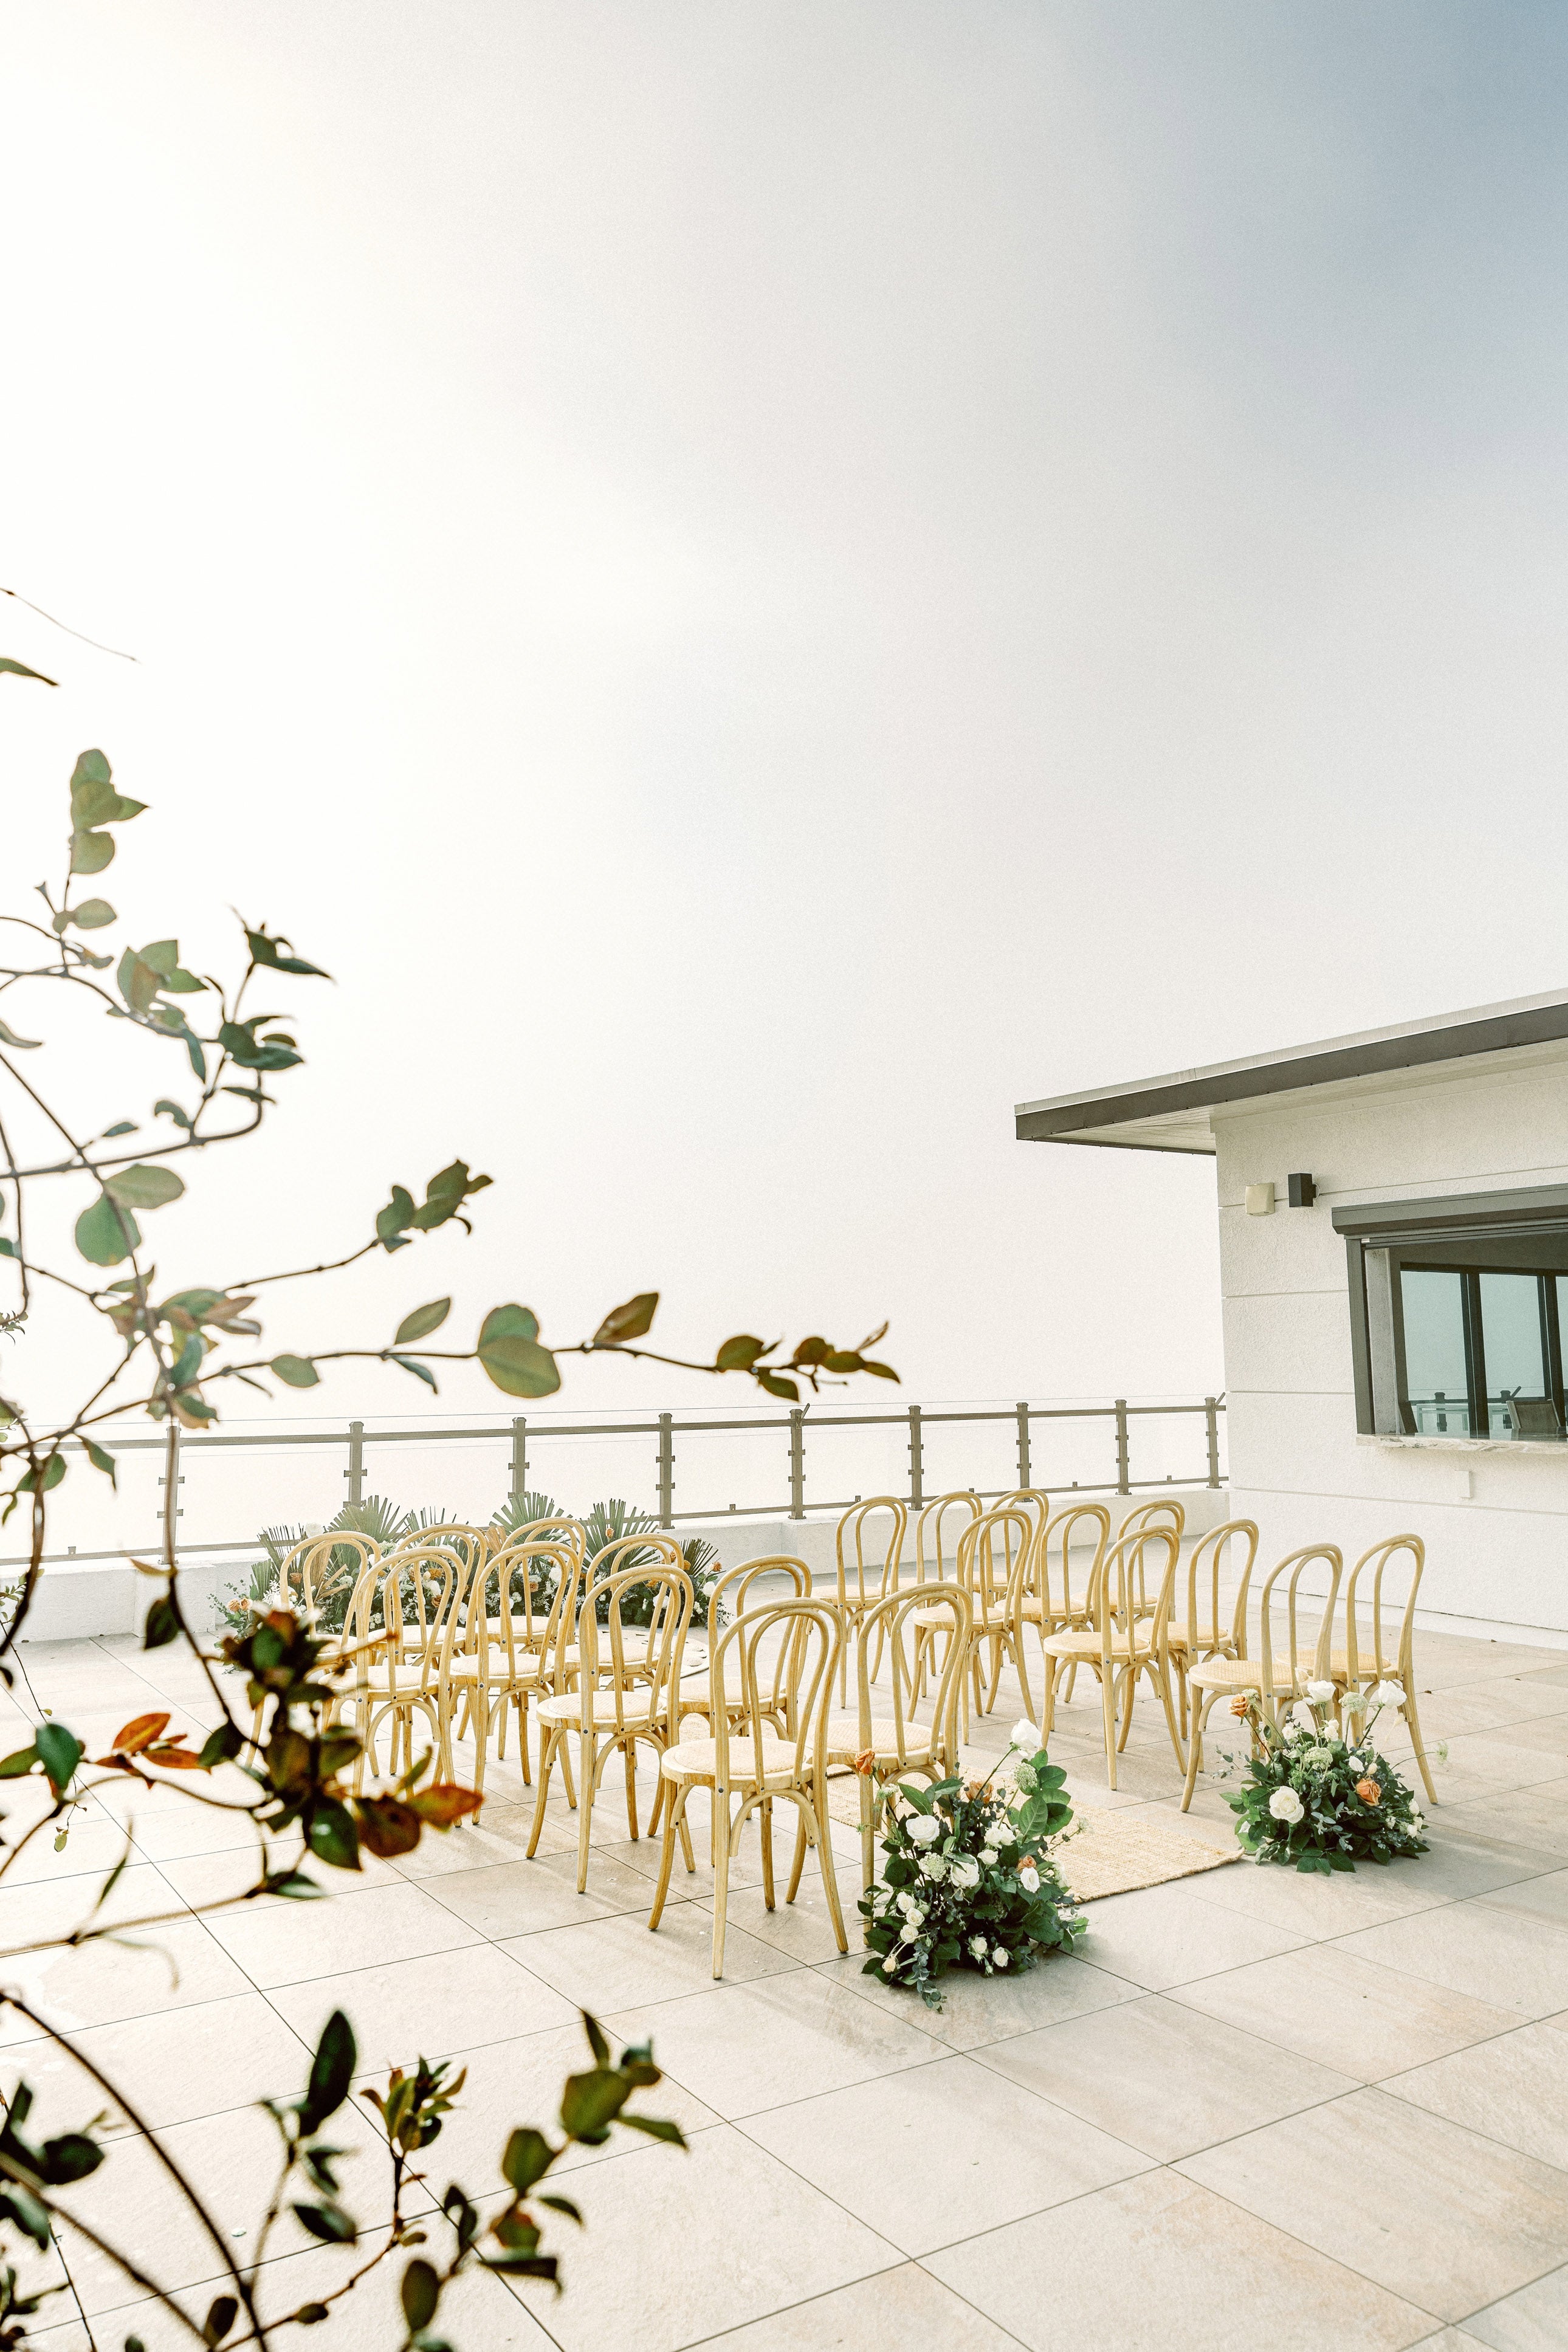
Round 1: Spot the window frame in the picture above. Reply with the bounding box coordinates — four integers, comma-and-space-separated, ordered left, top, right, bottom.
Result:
1335, 1183, 1568, 1440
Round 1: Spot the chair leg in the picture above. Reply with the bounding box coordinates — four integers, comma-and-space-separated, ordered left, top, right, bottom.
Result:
1401, 1692, 1439, 1806
560, 1737, 577, 1810
712, 1786, 731, 1978
1044, 1652, 1059, 1735
526, 1725, 559, 1857
1101, 1657, 1118, 1792
760, 1795, 775, 1911
648, 1783, 686, 1929
786, 1810, 808, 1903
1063, 1660, 1079, 1705
1012, 1635, 1035, 1728
576, 1730, 597, 1893
812, 1778, 848, 1953
1181, 1691, 1215, 1812
1116, 1666, 1136, 1753
517, 1692, 532, 1784
1152, 1659, 1185, 1769
624, 1736, 640, 1841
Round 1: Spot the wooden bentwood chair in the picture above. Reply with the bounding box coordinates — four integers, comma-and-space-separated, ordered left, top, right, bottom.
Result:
650, 1597, 847, 1980
1039, 1524, 1183, 1789
1331, 1535, 1437, 1806
825, 1584, 972, 1889
1180, 1542, 1344, 1810
833, 1498, 907, 1699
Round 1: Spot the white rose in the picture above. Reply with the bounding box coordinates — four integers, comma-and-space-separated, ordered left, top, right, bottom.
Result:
1372, 1680, 1405, 1709
991, 1821, 1015, 1846
980, 1848, 1001, 1871
968, 1934, 988, 1959
1305, 1680, 1336, 1705
1010, 1718, 1037, 1752
1017, 1860, 1041, 1893
881, 1953, 898, 1973
1268, 1786, 1305, 1824
906, 1815, 941, 1846
949, 1854, 981, 1890
994, 1945, 1009, 1969
918, 1854, 946, 1880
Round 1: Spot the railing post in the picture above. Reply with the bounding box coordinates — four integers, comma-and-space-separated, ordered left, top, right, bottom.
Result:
788, 1409, 805, 1519
1205, 1397, 1220, 1489
157, 1426, 184, 1549
345, 1420, 365, 1508
657, 1412, 674, 1529
1016, 1401, 1031, 1490
1113, 1399, 1130, 1496
510, 1417, 527, 1505
907, 1405, 924, 1510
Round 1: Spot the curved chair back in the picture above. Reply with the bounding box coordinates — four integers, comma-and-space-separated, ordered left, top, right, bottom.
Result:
1342, 1534, 1425, 1687
912, 1492, 981, 1587
1092, 1525, 1181, 1667
1183, 1519, 1259, 1655
995, 1490, 1051, 1593
478, 1536, 577, 1654
575, 1562, 693, 1739
855, 1584, 972, 1776
708, 1556, 811, 1628
1118, 1498, 1186, 1542
1033, 1502, 1109, 1628
277, 1530, 379, 1625
836, 1497, 907, 1610
709, 1598, 841, 1798
497, 1515, 588, 1572
343, 1544, 463, 1696
1253, 1545, 1344, 1722
387, 1523, 490, 1593
955, 1504, 1035, 1625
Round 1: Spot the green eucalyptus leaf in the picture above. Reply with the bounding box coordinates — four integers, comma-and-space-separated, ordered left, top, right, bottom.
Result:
69, 897, 116, 929
84, 1439, 117, 1486
0, 1019, 42, 1050
394, 1298, 450, 1346
102, 1120, 137, 1138
270, 1355, 320, 1388
69, 828, 115, 875
388, 1354, 438, 1390
16, 1453, 65, 1497
477, 1332, 559, 1399
245, 924, 331, 979
0, 655, 57, 685
480, 1303, 539, 1345
103, 1163, 185, 1211
593, 1293, 658, 1346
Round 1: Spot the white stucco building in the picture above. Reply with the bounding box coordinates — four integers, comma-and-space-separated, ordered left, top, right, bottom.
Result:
1017, 989, 1568, 1642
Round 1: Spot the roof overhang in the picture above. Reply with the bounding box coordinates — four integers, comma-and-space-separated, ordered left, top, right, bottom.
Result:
1015, 988, 1568, 1156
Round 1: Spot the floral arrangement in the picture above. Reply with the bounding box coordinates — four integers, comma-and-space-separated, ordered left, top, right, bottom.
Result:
859, 1722, 1084, 2007
1222, 1679, 1429, 1872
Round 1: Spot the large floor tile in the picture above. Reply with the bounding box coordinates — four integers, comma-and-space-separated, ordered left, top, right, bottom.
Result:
605, 1968, 943, 2118
1381, 2021, 1568, 2171
927, 2168, 1432, 2350
267, 1942, 577, 2071
0, 1992, 309, 2136
507, 2123, 900, 2351
1180, 2087, 1568, 2322
1462, 2260, 1568, 2350
418, 1849, 676, 1938
388, 1801, 571, 1877
813, 1947, 1143, 2051
1073, 1880, 1306, 1989
1169, 1942, 1521, 2079
204, 1879, 484, 1989
502, 1904, 796, 2010
0, 1917, 255, 2043
1381, 1826, 1564, 1903
977, 1992, 1357, 2159
743, 2052, 1149, 2254
1442, 1783, 1568, 1860
1467, 1868, 1568, 1928
1332, 1902, 1568, 2020
695, 1876, 852, 1963
683, 2262, 1023, 2350
1184, 1854, 1442, 1936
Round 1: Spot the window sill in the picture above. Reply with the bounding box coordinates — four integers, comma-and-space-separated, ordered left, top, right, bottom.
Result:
1357, 1432, 1567, 1454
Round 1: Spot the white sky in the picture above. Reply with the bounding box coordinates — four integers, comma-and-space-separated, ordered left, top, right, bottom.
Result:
4, 2, 1566, 1526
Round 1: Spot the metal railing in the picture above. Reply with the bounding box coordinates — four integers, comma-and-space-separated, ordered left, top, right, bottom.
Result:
9, 1394, 1225, 1572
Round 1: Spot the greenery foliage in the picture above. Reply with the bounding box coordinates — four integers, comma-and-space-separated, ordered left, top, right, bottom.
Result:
859, 1725, 1084, 2007
1221, 1683, 1429, 1871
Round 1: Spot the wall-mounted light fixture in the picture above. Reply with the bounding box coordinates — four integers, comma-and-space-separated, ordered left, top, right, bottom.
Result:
1245, 1183, 1275, 1216
1287, 1172, 1317, 1208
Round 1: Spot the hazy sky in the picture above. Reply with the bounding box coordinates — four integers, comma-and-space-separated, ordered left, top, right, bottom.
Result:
4, 2, 1567, 1470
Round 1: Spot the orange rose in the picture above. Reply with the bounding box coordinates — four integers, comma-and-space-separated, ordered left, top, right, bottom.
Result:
1355, 1777, 1381, 1805
852, 1749, 877, 1778
1228, 1694, 1253, 1718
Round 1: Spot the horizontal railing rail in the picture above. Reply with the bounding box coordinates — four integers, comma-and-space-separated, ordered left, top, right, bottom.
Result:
5, 1394, 1226, 1572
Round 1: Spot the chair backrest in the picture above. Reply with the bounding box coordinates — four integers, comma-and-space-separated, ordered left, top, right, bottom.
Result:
709, 1598, 841, 1794
343, 1544, 464, 1695
1090, 1526, 1180, 1662
836, 1498, 907, 1609
1032, 1502, 1109, 1626
575, 1563, 692, 1736
1118, 1498, 1186, 1544
1341, 1534, 1425, 1686
277, 1531, 379, 1623
1183, 1519, 1259, 1652
387, 1524, 491, 1590
955, 1505, 1034, 1623
472, 1536, 577, 1656
707, 1556, 811, 1631
854, 1584, 972, 1769
913, 1492, 981, 1587
995, 1490, 1051, 1589
498, 1515, 588, 1571
1253, 1544, 1344, 1711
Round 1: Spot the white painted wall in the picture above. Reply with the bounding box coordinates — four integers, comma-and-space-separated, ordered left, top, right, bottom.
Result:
1213, 1039, 1568, 1638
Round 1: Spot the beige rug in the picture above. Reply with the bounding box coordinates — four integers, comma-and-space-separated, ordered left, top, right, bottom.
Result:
825, 1776, 1239, 1901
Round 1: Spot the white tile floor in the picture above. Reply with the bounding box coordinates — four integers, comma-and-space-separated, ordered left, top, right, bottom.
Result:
2, 1615, 1567, 2351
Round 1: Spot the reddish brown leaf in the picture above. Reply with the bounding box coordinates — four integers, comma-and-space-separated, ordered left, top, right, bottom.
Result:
110, 1712, 171, 1755
143, 1742, 207, 1770
354, 1797, 422, 1858
408, 1783, 483, 1829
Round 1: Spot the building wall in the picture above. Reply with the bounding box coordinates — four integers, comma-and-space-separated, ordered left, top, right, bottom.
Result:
1213, 1044, 1568, 1638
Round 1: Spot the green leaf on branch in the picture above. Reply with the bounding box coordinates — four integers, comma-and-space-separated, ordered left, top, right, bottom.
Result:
103, 1163, 185, 1211
292, 2201, 357, 2246
715, 1334, 766, 1371
617, 2113, 687, 2146
202, 2294, 238, 2348
245, 923, 332, 980
501, 2127, 554, 2195
143, 1598, 179, 1649
198, 1722, 243, 1768
69, 897, 116, 929
301, 2009, 357, 2131
412, 1158, 492, 1231
0, 1744, 37, 1778
0, 655, 57, 684
478, 1304, 559, 1398
388, 1354, 438, 1390
755, 1370, 799, 1401
69, 749, 145, 828
17, 1453, 66, 1497
36, 1722, 83, 1794
218, 1018, 302, 1073
401, 2260, 439, 2333
116, 947, 162, 1014
75, 1194, 141, 1264
270, 1355, 320, 1388
102, 1121, 137, 1138
0, 1019, 42, 1050
69, 827, 116, 875
154, 1098, 193, 1129
84, 1439, 117, 1486
394, 1298, 450, 1345
593, 1293, 658, 1345
170, 1335, 204, 1389
139, 938, 205, 992
307, 1801, 361, 1871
